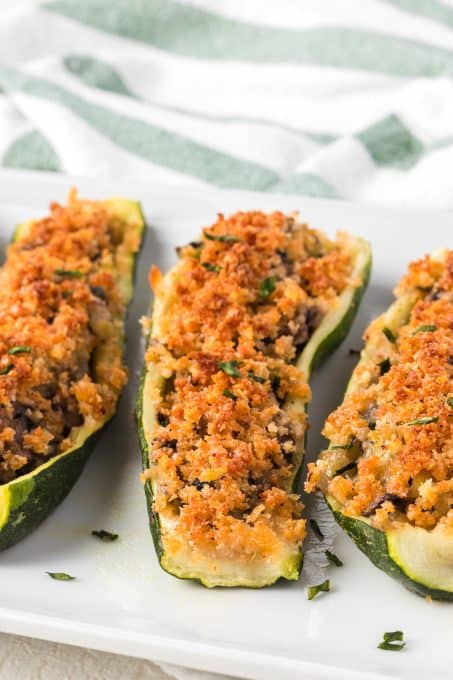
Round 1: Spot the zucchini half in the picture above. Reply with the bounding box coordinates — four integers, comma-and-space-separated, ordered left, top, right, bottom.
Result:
316, 249, 453, 600
0, 197, 144, 550
137, 219, 371, 588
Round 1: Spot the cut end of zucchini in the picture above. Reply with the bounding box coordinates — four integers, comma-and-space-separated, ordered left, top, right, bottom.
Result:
140, 363, 304, 588
387, 526, 453, 597
161, 545, 301, 588
329, 496, 453, 600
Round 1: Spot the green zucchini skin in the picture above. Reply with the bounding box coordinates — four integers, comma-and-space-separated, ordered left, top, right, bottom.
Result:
138, 232, 371, 587
0, 432, 100, 551
0, 198, 144, 551
328, 502, 453, 601
308, 255, 371, 373
136, 365, 165, 564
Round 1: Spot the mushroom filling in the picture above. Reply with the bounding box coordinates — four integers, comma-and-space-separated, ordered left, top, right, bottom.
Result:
145, 211, 355, 559
307, 251, 453, 532
0, 191, 129, 483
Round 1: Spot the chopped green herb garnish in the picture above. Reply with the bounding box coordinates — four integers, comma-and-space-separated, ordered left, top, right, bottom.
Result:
447, 397, 453, 409
325, 550, 343, 567
368, 420, 376, 430
8, 345, 31, 355
378, 358, 391, 375
204, 232, 240, 243
378, 641, 405, 651
219, 360, 241, 377
91, 530, 118, 542
333, 461, 357, 477
248, 372, 266, 384
46, 572, 76, 581
413, 324, 437, 335
309, 518, 324, 541
259, 276, 276, 298
331, 442, 353, 450
54, 269, 83, 279
383, 631, 404, 642
0, 363, 14, 376
62, 290, 73, 299
222, 388, 237, 401
201, 262, 221, 273
189, 241, 202, 249
383, 327, 396, 343
378, 631, 405, 651
307, 579, 330, 600
405, 416, 439, 426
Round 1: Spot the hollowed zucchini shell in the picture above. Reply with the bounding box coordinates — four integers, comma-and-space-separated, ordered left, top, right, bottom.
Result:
137, 230, 371, 587
324, 251, 453, 600
0, 198, 144, 551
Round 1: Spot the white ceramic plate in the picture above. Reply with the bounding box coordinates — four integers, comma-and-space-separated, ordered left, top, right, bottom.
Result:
0, 169, 450, 680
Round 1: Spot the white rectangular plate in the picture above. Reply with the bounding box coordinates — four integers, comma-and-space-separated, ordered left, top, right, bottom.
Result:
0, 169, 450, 680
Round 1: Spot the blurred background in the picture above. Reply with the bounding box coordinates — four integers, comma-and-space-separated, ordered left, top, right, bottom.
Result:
0, 0, 452, 678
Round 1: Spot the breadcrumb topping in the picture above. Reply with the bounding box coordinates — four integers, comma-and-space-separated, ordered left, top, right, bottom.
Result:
145, 211, 354, 562
0, 190, 134, 482
307, 251, 453, 532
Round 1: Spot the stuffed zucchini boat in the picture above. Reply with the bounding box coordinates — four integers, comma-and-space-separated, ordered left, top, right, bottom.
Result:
138, 210, 371, 587
0, 190, 144, 550
307, 249, 453, 600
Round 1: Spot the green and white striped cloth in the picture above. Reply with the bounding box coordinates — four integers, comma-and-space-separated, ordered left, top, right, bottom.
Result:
1, 0, 453, 207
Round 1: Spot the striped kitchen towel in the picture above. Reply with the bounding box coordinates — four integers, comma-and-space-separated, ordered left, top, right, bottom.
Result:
1, 0, 453, 207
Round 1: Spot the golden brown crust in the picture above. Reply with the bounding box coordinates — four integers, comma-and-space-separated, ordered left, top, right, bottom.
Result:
0, 190, 129, 482
307, 251, 453, 532
145, 211, 354, 561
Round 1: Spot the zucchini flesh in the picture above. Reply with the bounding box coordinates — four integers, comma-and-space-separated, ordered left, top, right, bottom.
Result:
138, 213, 371, 587
312, 248, 453, 600
0, 195, 144, 550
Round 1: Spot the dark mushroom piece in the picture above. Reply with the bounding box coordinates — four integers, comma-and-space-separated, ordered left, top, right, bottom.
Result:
362, 493, 409, 517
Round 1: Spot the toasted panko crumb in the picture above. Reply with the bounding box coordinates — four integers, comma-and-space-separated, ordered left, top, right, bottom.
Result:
308, 251, 453, 531
146, 211, 355, 562
0, 190, 136, 482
